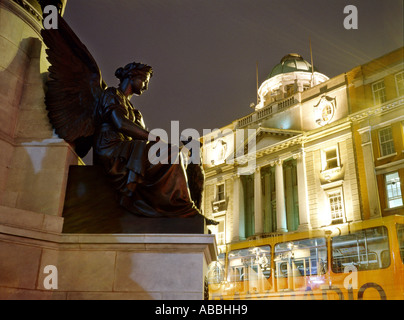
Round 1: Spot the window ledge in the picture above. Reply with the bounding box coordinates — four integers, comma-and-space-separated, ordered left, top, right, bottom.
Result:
212, 200, 226, 205
321, 166, 342, 175
320, 179, 344, 189
384, 205, 404, 212
377, 152, 397, 161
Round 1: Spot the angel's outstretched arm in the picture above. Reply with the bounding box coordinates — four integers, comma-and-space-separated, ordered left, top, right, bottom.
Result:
110, 109, 158, 141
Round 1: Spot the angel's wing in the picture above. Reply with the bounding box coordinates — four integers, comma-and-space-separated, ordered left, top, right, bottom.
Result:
41, 13, 106, 156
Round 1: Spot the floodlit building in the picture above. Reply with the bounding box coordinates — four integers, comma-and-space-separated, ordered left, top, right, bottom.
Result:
202, 48, 404, 254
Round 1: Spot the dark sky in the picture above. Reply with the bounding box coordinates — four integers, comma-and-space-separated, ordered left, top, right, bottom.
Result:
63, 0, 403, 135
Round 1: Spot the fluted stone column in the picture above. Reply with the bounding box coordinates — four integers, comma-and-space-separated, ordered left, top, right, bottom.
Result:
254, 167, 263, 234
294, 150, 310, 230
274, 159, 287, 232
232, 174, 242, 241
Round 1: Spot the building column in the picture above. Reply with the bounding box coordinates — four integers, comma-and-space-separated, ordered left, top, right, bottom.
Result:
274, 159, 287, 232
232, 174, 243, 241
294, 150, 310, 230
254, 167, 263, 234
358, 127, 381, 218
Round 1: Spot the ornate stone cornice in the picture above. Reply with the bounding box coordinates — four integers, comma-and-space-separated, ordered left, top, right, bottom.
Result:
1, 0, 43, 35
12, 0, 42, 21
349, 97, 404, 123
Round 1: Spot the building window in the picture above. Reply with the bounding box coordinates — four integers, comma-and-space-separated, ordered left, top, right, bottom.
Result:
216, 183, 225, 202
321, 146, 340, 171
285, 84, 294, 97
378, 126, 395, 157
326, 188, 345, 223
385, 172, 403, 208
212, 139, 227, 165
396, 71, 404, 97
212, 183, 227, 213
372, 80, 386, 105
209, 215, 226, 246
216, 218, 225, 246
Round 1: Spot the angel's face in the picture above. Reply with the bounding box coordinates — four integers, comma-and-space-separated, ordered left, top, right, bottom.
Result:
132, 73, 151, 96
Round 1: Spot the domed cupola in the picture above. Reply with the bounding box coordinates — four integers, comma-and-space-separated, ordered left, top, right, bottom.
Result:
268, 53, 316, 79
256, 53, 329, 110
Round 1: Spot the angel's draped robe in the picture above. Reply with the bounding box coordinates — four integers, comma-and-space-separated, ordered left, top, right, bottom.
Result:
93, 87, 200, 217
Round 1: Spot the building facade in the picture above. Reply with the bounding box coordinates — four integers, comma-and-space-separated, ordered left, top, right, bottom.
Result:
202, 49, 404, 254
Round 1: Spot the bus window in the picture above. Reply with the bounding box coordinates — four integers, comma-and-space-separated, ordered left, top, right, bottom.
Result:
228, 246, 271, 282
207, 253, 226, 285
332, 226, 390, 273
397, 224, 404, 263
274, 238, 327, 277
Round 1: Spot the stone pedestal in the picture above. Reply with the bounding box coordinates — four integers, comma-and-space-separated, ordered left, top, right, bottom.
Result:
62, 165, 207, 234
0, 211, 217, 299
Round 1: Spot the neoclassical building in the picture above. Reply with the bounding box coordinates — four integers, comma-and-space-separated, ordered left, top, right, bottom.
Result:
202, 49, 404, 254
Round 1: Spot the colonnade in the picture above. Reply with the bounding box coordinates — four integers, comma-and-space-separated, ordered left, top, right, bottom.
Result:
231, 151, 310, 241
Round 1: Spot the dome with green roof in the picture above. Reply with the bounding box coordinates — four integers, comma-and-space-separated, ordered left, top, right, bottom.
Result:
267, 53, 318, 79
256, 53, 329, 110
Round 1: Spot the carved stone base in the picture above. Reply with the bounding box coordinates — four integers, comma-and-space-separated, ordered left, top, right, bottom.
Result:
62, 165, 206, 234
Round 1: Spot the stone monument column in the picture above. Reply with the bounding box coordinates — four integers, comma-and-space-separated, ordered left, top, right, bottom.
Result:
0, 0, 74, 229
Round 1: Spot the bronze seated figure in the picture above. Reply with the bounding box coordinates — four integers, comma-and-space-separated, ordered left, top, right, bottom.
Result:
41, 13, 215, 227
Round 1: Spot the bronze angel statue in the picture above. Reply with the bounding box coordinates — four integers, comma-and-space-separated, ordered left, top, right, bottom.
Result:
41, 13, 213, 222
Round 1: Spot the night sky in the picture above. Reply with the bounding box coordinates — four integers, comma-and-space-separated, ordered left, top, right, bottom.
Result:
63, 0, 403, 135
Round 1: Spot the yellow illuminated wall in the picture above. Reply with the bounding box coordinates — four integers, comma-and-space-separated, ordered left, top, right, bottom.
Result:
349, 47, 404, 219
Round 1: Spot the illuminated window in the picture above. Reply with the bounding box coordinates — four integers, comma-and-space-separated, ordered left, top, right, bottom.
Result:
321, 146, 340, 171
378, 126, 395, 157
215, 218, 225, 246
326, 188, 345, 223
213, 183, 227, 213
372, 80, 386, 105
395, 71, 404, 96
212, 139, 227, 165
385, 172, 403, 208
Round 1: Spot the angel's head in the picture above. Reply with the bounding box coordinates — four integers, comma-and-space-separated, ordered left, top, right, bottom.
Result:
115, 62, 153, 97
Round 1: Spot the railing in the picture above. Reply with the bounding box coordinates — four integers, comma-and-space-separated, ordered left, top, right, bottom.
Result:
237, 94, 300, 128
238, 114, 253, 127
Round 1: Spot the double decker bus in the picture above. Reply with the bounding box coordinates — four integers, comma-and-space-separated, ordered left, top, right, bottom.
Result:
207, 215, 404, 300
